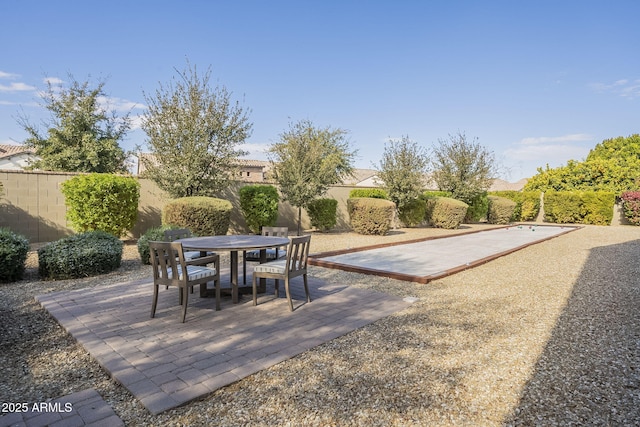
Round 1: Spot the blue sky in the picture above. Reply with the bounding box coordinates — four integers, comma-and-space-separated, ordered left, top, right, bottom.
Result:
1, 0, 638, 181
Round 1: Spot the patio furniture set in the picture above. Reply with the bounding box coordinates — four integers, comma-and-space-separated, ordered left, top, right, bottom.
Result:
149, 227, 312, 322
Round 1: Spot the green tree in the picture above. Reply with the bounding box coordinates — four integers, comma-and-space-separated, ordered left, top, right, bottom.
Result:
19, 75, 130, 173
524, 134, 640, 193
431, 131, 498, 204
375, 136, 430, 212
141, 62, 252, 198
269, 119, 357, 234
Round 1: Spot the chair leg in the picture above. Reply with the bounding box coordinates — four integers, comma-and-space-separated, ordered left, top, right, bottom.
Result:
151, 284, 159, 318
274, 279, 280, 297
252, 274, 259, 306
285, 277, 294, 312
215, 279, 221, 311
181, 287, 189, 323
243, 251, 247, 285
303, 274, 311, 303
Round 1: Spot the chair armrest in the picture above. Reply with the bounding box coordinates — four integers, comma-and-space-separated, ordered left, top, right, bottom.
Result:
186, 254, 220, 267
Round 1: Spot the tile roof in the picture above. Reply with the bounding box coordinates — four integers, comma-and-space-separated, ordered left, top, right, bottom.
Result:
0, 144, 34, 159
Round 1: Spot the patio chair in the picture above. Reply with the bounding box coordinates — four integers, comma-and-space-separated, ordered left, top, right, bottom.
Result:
149, 240, 221, 322
243, 226, 289, 284
164, 228, 215, 261
252, 234, 311, 311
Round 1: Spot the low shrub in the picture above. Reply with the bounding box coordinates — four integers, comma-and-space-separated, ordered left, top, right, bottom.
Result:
489, 190, 541, 221
347, 197, 396, 235
425, 197, 468, 229
307, 198, 338, 232
137, 225, 172, 264
348, 188, 389, 199
0, 228, 29, 283
487, 196, 517, 224
544, 191, 615, 225
398, 197, 426, 227
423, 190, 452, 198
621, 191, 640, 225
464, 193, 489, 223
38, 231, 123, 280
239, 185, 279, 234
163, 197, 232, 236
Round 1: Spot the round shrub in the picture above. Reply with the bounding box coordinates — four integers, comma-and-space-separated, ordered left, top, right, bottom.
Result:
464, 192, 489, 223
347, 197, 396, 235
621, 191, 640, 226
162, 196, 232, 236
239, 185, 279, 234
137, 225, 172, 264
398, 197, 426, 228
487, 196, 517, 224
0, 228, 30, 283
38, 231, 123, 280
425, 197, 469, 229
348, 188, 389, 199
307, 198, 338, 232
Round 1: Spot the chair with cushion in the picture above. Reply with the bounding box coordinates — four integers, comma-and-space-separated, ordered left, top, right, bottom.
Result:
149, 240, 221, 322
164, 228, 214, 261
243, 226, 289, 284
252, 234, 311, 311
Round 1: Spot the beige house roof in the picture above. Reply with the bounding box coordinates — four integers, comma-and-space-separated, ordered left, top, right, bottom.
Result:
0, 144, 37, 170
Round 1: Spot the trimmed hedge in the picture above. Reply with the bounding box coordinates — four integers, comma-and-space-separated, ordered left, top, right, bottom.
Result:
464, 193, 489, 223
348, 188, 389, 199
347, 197, 396, 235
307, 198, 338, 232
38, 231, 123, 280
239, 185, 279, 234
0, 228, 29, 283
544, 191, 615, 225
60, 173, 140, 237
621, 191, 640, 225
398, 197, 426, 227
137, 225, 172, 264
425, 197, 468, 229
487, 196, 517, 224
489, 190, 541, 221
162, 196, 232, 236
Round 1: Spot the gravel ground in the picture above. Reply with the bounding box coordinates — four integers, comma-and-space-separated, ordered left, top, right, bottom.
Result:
1, 224, 639, 426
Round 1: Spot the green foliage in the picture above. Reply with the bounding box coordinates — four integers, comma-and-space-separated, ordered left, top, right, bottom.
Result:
137, 225, 172, 264
347, 197, 396, 235
239, 185, 279, 234
525, 134, 640, 193
487, 196, 517, 225
19, 75, 130, 173
423, 190, 452, 198
60, 173, 140, 238
141, 62, 252, 197
489, 190, 541, 221
398, 197, 426, 227
349, 188, 389, 199
0, 228, 29, 283
375, 136, 430, 211
431, 131, 497, 204
425, 197, 468, 229
621, 191, 640, 225
269, 119, 357, 233
162, 196, 232, 236
38, 231, 123, 280
544, 191, 615, 225
307, 198, 338, 232
464, 192, 489, 223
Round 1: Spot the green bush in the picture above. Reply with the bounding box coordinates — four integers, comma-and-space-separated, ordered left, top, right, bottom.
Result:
0, 228, 30, 283
398, 197, 426, 227
348, 188, 389, 199
464, 192, 489, 223
347, 197, 396, 235
425, 197, 468, 229
487, 196, 517, 225
239, 185, 279, 234
621, 191, 640, 225
489, 191, 541, 221
423, 190, 452, 198
162, 197, 232, 236
60, 173, 140, 237
137, 225, 172, 264
307, 198, 338, 232
544, 191, 615, 225
38, 231, 123, 280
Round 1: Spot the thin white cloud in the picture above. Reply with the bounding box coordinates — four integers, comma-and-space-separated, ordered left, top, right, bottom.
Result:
0, 71, 20, 79
519, 133, 592, 146
0, 82, 36, 92
44, 77, 64, 85
97, 95, 144, 112
590, 79, 640, 99
505, 134, 592, 162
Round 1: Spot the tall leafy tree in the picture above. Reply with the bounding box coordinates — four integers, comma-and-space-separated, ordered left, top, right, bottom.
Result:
431, 131, 498, 203
19, 75, 130, 173
375, 136, 430, 211
269, 119, 357, 234
141, 62, 252, 197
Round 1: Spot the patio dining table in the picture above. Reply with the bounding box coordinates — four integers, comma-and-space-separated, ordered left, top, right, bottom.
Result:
176, 234, 291, 303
